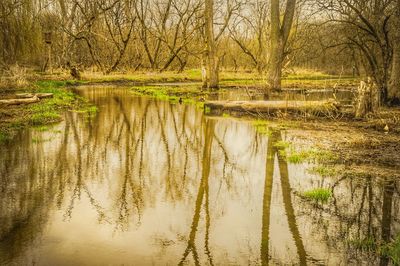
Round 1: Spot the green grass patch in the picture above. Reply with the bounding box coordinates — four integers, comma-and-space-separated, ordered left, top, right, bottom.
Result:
32, 137, 53, 143
130, 85, 206, 109
74, 105, 98, 117
381, 235, 400, 265
302, 188, 332, 203
274, 140, 291, 149
0, 131, 11, 144
0, 80, 97, 146
284, 148, 338, 164
347, 235, 400, 264
252, 120, 271, 135
308, 165, 338, 177
348, 237, 377, 252
29, 111, 61, 126
33, 126, 50, 132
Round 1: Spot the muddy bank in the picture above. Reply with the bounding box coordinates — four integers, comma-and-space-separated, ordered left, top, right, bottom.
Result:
289, 117, 400, 180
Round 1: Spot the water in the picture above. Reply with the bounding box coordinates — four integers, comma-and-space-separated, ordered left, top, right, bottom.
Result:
0, 86, 398, 265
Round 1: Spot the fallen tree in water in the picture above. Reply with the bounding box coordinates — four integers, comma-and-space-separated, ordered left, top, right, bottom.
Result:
204, 99, 340, 117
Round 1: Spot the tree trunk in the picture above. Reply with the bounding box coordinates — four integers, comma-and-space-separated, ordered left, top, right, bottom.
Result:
388, 0, 400, 105
201, 51, 208, 88
268, 38, 284, 92
267, 0, 296, 96
204, 0, 219, 89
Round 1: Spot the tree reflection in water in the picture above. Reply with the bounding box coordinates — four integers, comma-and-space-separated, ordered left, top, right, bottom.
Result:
261, 130, 307, 265
0, 86, 398, 265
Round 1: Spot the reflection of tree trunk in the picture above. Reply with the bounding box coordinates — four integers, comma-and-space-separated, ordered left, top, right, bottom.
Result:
179, 119, 215, 265
261, 130, 307, 265
379, 181, 395, 266
275, 133, 307, 265
261, 130, 275, 266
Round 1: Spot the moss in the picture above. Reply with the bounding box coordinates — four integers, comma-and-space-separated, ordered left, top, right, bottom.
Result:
302, 188, 332, 203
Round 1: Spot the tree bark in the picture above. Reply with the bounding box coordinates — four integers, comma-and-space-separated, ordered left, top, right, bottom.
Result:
388, 0, 400, 105
267, 0, 296, 95
204, 0, 219, 89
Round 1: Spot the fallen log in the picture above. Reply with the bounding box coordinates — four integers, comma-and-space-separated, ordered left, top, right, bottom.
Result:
16, 93, 53, 99
204, 99, 340, 117
0, 95, 40, 105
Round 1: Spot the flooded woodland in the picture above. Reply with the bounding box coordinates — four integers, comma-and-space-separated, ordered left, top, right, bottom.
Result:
1, 0, 400, 265
1, 86, 399, 265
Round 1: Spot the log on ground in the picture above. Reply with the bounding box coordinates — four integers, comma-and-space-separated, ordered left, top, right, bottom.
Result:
0, 96, 40, 105
204, 100, 340, 117
16, 93, 53, 99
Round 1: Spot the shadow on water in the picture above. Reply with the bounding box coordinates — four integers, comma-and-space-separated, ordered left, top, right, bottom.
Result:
0, 86, 398, 265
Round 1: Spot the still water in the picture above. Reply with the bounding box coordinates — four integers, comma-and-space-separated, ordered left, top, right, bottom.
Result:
0, 86, 398, 265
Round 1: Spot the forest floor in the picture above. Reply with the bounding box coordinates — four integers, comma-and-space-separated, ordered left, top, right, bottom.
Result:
0, 70, 399, 182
